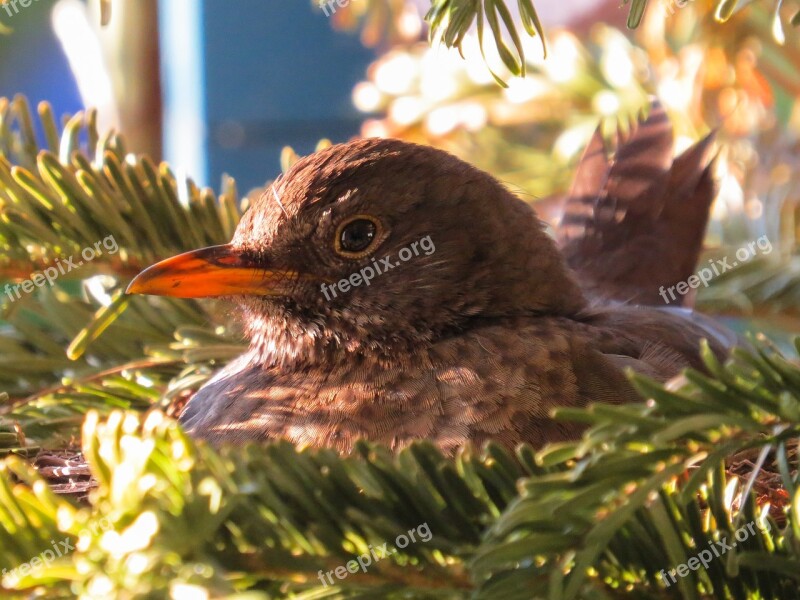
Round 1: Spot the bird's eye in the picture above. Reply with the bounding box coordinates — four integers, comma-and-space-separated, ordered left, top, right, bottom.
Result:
335, 216, 382, 257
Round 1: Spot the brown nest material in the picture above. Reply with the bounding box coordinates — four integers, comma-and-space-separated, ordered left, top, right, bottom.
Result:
726, 441, 798, 526
166, 389, 192, 419
32, 450, 95, 503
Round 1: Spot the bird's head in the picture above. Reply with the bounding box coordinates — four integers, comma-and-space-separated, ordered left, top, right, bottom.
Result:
127, 139, 586, 366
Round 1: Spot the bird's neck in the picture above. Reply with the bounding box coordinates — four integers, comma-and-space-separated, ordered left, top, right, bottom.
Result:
242, 310, 430, 371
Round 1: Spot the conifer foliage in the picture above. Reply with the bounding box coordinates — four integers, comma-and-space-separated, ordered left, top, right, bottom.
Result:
0, 0, 799, 596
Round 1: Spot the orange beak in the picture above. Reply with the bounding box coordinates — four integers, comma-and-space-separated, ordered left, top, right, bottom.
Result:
126, 244, 308, 298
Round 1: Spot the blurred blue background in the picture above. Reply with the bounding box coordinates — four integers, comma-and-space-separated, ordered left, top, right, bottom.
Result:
0, 0, 83, 122
199, 1, 373, 191
0, 0, 373, 191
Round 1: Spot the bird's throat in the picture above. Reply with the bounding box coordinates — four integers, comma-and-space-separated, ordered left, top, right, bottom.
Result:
241, 306, 429, 372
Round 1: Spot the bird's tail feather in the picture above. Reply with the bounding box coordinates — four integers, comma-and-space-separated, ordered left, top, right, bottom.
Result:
555, 100, 717, 307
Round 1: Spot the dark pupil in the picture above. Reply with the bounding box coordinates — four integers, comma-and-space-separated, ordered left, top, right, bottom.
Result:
340, 219, 376, 252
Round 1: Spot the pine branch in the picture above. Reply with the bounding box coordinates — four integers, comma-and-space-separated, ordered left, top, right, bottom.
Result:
0, 96, 247, 445
0, 340, 798, 597
313, 0, 799, 84
697, 255, 800, 327
475, 339, 800, 598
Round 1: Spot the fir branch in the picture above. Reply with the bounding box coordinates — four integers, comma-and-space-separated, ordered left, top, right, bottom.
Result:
314, 0, 799, 84
0, 340, 798, 597
0, 96, 247, 444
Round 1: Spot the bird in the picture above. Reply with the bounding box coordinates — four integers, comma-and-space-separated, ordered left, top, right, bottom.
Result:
127, 106, 735, 453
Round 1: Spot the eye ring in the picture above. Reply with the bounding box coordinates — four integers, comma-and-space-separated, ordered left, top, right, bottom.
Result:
334, 215, 385, 258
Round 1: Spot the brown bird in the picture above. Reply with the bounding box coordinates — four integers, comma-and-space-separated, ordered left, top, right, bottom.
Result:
127, 113, 734, 452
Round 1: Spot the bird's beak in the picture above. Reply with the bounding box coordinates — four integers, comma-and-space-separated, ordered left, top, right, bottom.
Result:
126, 244, 305, 298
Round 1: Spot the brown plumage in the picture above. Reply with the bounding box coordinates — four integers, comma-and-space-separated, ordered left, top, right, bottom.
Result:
127, 116, 734, 452
559, 101, 717, 306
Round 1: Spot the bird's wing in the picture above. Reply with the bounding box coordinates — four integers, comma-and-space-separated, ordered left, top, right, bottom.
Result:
556, 100, 717, 306
422, 319, 648, 450
653, 305, 743, 351
586, 303, 736, 378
